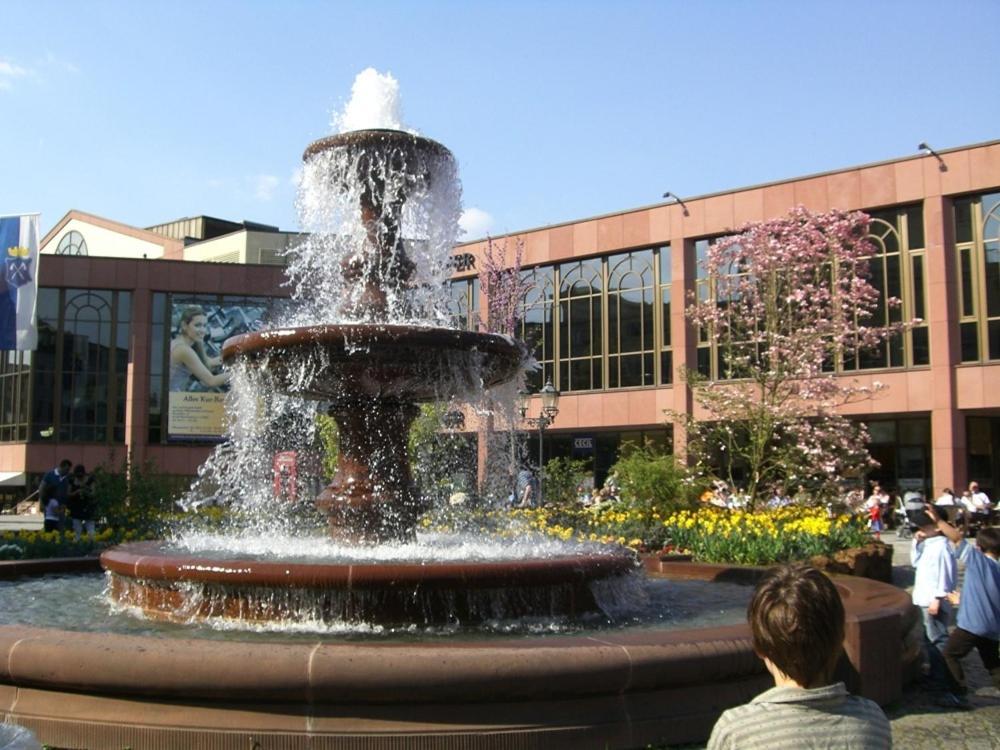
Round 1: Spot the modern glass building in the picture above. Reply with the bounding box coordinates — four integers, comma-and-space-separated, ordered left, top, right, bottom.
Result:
1, 140, 998, 505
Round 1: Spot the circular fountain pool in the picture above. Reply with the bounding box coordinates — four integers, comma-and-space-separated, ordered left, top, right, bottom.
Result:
0, 568, 753, 639
0, 558, 918, 750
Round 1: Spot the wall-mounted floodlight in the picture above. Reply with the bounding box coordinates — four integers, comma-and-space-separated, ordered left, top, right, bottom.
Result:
662, 191, 690, 216
918, 142, 947, 172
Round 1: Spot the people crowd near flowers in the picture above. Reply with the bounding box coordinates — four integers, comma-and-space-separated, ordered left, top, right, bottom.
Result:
35, 459, 98, 539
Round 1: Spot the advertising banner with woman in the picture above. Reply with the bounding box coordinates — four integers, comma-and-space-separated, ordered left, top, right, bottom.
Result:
167, 299, 270, 440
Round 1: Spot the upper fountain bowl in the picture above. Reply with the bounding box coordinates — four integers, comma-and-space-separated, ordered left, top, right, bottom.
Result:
222, 324, 524, 403
303, 128, 452, 165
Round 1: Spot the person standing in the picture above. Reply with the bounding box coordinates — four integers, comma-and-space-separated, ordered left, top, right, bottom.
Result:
865, 485, 886, 539
935, 487, 957, 507
38, 459, 72, 532
923, 505, 1000, 701
910, 509, 959, 702
934, 488, 958, 523
67, 464, 97, 540
968, 482, 993, 525
515, 466, 540, 508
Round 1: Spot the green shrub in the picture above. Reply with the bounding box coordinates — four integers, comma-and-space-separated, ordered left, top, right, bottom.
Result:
92, 454, 189, 534
611, 441, 698, 514
540, 456, 590, 520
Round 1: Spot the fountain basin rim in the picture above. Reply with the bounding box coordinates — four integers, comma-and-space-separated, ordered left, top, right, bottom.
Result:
303, 128, 453, 162
0, 561, 917, 706
100, 541, 638, 589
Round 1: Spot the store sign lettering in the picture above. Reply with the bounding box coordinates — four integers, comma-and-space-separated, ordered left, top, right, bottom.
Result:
451, 253, 476, 272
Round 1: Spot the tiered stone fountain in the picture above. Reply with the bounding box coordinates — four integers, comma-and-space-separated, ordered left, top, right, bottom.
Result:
100, 128, 636, 627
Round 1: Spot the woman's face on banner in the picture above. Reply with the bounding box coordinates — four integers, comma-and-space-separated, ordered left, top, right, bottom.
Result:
183, 314, 208, 342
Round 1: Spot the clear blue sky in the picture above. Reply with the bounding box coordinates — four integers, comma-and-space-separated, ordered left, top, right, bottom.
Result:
2, 0, 998, 240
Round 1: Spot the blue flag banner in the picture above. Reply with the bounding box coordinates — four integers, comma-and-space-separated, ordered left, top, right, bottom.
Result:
0, 214, 39, 350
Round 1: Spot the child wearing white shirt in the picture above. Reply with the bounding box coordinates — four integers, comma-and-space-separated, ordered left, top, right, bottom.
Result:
911, 510, 958, 699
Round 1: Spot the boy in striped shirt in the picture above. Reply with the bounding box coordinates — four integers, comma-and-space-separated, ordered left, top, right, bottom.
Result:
708, 564, 891, 749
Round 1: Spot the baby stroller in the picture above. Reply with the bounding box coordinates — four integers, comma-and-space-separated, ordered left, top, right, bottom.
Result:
895, 491, 926, 540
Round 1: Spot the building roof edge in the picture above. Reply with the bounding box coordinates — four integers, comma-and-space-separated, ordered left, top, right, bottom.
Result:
457, 138, 1000, 247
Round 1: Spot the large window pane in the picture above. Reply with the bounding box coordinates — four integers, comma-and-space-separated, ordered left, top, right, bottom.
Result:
912, 255, 926, 321
985, 242, 1000, 318
911, 327, 929, 366
660, 351, 673, 385
955, 199, 973, 244
906, 206, 925, 249
658, 245, 672, 284
607, 250, 654, 389
989, 320, 1000, 360
960, 248, 976, 317
661, 287, 671, 346
961, 321, 979, 361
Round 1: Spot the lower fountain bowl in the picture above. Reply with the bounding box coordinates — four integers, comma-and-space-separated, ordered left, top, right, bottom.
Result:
100, 541, 640, 627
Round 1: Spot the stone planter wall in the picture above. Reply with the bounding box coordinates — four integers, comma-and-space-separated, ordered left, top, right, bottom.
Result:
810, 542, 893, 583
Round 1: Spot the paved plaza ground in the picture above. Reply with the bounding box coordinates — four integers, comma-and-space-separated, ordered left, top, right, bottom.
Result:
660, 529, 1000, 750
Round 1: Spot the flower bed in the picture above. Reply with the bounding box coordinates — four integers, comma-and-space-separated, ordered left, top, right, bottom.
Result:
0, 528, 152, 560
657, 506, 872, 565
495, 504, 871, 566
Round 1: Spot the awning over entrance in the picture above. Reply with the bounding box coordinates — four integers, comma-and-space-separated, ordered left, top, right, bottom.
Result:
0, 472, 26, 487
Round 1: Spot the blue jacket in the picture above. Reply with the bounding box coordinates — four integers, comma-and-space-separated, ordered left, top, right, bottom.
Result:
39, 468, 70, 502
956, 540, 1000, 640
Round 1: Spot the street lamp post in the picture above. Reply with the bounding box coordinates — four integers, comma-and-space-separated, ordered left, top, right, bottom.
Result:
518, 378, 560, 502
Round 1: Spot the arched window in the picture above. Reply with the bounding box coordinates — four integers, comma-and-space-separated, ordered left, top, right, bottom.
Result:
517, 268, 555, 391
843, 216, 902, 369
558, 258, 602, 391
55, 231, 88, 256
955, 192, 1000, 362
844, 208, 926, 370
982, 197, 1000, 359
447, 279, 472, 330
607, 249, 655, 387
61, 291, 113, 441
658, 245, 673, 384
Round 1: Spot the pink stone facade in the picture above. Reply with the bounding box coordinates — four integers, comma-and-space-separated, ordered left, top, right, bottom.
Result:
457, 141, 1000, 495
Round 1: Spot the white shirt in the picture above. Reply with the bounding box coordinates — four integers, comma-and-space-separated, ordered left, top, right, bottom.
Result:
935, 492, 956, 506
43, 497, 61, 522
911, 534, 956, 607
970, 490, 992, 510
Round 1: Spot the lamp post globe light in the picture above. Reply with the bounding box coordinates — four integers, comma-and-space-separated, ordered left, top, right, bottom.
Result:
518, 377, 560, 502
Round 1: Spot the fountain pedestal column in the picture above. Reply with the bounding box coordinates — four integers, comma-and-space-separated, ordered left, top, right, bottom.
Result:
314, 400, 423, 544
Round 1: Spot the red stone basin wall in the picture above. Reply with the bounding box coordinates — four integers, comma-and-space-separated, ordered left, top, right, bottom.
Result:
0, 557, 919, 750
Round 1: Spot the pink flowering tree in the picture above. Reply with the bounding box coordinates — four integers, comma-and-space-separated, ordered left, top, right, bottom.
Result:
476, 236, 535, 500
478, 235, 531, 337
680, 206, 910, 508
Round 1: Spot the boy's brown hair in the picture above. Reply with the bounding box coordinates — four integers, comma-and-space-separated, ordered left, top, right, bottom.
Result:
748, 564, 845, 687
977, 527, 1000, 556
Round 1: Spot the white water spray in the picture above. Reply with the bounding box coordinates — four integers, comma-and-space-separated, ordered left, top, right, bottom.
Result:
332, 68, 414, 134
